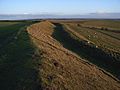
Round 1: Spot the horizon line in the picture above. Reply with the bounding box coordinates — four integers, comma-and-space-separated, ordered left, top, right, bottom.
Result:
0, 12, 120, 15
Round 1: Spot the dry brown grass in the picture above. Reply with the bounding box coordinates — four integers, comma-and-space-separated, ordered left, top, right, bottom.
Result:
64, 22, 120, 53
27, 21, 120, 90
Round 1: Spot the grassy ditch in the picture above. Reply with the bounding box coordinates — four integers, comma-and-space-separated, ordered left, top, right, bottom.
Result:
52, 23, 120, 79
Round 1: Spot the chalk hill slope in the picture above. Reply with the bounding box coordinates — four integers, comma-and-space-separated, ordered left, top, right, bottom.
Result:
27, 21, 120, 90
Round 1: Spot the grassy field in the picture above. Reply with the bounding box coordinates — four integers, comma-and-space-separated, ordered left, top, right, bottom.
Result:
52, 20, 120, 78
27, 20, 120, 90
61, 20, 120, 52
0, 20, 120, 90
81, 20, 120, 30
0, 21, 41, 90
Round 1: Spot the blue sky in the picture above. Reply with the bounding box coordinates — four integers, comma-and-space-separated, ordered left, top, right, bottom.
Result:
0, 0, 120, 15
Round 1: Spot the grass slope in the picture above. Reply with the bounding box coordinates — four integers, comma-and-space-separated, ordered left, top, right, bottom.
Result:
52, 22, 120, 79
0, 20, 120, 90
0, 21, 41, 90
27, 21, 120, 90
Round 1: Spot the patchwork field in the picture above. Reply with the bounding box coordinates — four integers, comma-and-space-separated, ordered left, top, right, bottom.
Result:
0, 20, 120, 90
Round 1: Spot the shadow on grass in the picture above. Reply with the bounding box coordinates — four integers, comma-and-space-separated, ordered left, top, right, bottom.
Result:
52, 23, 120, 79
0, 23, 42, 90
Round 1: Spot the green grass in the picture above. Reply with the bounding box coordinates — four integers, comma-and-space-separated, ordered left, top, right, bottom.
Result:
0, 22, 20, 27
0, 21, 41, 90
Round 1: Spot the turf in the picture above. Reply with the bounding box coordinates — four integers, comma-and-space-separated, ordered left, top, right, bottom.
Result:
27, 21, 120, 90
0, 20, 120, 90
52, 22, 120, 78
0, 21, 41, 90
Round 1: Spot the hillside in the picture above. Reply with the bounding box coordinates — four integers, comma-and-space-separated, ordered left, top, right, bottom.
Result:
0, 21, 40, 90
0, 20, 120, 90
56, 20, 120, 78
27, 21, 120, 90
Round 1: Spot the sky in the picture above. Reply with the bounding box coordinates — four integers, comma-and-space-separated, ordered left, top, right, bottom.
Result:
0, 0, 120, 15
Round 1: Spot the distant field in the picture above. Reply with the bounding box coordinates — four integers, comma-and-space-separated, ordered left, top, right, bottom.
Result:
0, 22, 20, 27
81, 20, 120, 30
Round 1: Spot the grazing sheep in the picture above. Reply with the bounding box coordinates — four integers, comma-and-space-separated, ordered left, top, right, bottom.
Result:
87, 41, 90, 44
96, 46, 98, 48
